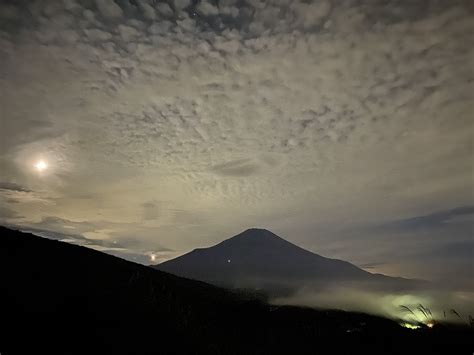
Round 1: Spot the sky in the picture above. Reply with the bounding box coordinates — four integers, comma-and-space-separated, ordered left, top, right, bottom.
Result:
0, 0, 472, 288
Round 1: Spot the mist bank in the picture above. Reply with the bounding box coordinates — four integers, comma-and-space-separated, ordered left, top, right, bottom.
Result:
271, 283, 474, 325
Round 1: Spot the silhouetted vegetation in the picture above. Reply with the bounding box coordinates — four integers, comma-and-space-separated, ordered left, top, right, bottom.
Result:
1, 227, 472, 354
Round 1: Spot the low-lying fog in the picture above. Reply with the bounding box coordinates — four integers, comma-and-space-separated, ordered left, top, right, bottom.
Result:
271, 284, 474, 325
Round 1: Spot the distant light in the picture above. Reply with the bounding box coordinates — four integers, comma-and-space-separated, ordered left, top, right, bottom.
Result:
227, 259, 231, 263
426, 322, 434, 328
34, 160, 48, 172
150, 254, 156, 262
400, 322, 420, 330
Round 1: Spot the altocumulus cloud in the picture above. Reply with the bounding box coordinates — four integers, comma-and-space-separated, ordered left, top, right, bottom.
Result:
0, 1, 472, 279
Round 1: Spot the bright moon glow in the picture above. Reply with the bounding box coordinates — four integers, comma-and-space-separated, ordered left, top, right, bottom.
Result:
34, 160, 48, 171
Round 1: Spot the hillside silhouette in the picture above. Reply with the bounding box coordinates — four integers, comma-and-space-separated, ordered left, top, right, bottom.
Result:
1, 226, 472, 354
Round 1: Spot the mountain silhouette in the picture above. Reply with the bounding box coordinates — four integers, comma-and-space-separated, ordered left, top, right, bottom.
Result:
154, 228, 416, 295
1, 226, 471, 354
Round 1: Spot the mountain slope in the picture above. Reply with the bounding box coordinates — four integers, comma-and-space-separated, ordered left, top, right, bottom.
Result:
1, 226, 472, 355
154, 228, 415, 294
0, 226, 249, 354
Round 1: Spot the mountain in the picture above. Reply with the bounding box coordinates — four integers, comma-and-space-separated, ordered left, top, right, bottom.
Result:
154, 228, 417, 295
0, 226, 250, 354
1, 226, 472, 355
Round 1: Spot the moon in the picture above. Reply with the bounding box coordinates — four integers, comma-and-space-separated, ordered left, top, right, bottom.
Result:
34, 160, 48, 172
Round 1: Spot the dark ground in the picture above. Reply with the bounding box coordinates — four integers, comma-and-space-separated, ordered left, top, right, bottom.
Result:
0, 226, 472, 355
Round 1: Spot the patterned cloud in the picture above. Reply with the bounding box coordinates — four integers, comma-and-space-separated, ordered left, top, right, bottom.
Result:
0, 1, 472, 281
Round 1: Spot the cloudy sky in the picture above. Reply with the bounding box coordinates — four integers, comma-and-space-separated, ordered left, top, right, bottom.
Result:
0, 0, 472, 286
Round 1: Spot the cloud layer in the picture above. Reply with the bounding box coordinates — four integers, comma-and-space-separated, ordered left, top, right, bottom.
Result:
0, 1, 472, 277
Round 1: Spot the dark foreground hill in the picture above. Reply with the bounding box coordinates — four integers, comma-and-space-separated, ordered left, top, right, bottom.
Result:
0, 226, 472, 355
154, 228, 418, 296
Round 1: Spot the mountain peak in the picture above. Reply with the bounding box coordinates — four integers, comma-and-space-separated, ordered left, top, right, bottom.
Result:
238, 228, 277, 237
155, 228, 376, 292
155, 229, 416, 295
243, 227, 272, 233
216, 228, 293, 249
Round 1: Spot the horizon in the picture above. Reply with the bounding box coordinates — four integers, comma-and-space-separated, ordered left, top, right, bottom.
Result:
4, 221, 470, 283
3, 224, 473, 325
0, 0, 473, 304
2, 205, 473, 287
